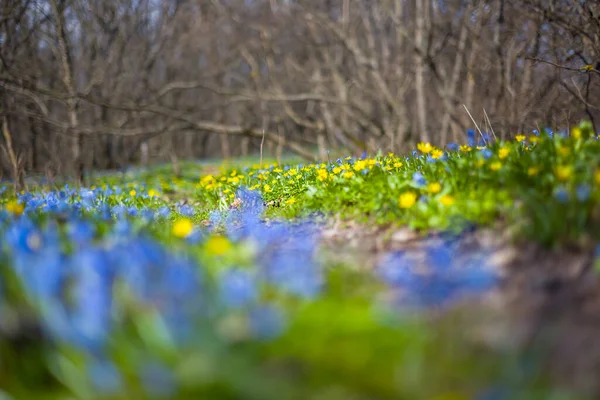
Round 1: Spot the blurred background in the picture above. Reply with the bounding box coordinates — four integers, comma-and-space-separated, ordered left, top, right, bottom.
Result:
1, 0, 599, 180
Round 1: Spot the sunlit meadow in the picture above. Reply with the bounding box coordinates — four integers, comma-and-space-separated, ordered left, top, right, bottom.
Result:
2, 122, 600, 399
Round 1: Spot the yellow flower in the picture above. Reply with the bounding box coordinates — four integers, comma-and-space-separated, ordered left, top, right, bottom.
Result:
417, 142, 433, 154
527, 166, 540, 176
529, 135, 540, 143
129, 189, 137, 197
173, 218, 194, 238
288, 168, 298, 176
554, 165, 572, 182
263, 184, 272, 193
399, 191, 418, 209
557, 146, 570, 156
317, 169, 329, 181
459, 145, 472, 152
515, 134, 526, 142
333, 167, 342, 174
571, 126, 582, 139
595, 170, 600, 186
431, 149, 444, 159
393, 162, 403, 168
205, 236, 232, 256
286, 197, 296, 205
476, 159, 485, 168
343, 171, 354, 179
427, 182, 442, 194
5, 200, 24, 215
498, 147, 510, 160
353, 160, 367, 171
439, 195, 456, 206
147, 189, 158, 198
489, 161, 502, 171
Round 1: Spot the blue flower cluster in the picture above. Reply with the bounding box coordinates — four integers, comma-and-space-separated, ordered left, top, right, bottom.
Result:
377, 235, 498, 307
0, 183, 501, 395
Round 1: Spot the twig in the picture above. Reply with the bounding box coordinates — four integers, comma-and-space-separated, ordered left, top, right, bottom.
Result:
462, 105, 486, 145
483, 108, 497, 141
526, 57, 600, 77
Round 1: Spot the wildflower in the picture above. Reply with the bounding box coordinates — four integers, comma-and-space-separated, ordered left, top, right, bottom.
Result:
129, 189, 136, 197
417, 142, 433, 154
439, 195, 456, 206
557, 146, 570, 156
431, 149, 444, 159
333, 167, 342, 174
263, 184, 272, 193
249, 304, 285, 340
219, 269, 257, 309
343, 171, 354, 179
467, 129, 476, 146
479, 148, 493, 160
353, 160, 367, 171
173, 218, 194, 238
288, 168, 298, 176
528, 135, 540, 144
595, 170, 600, 186
317, 169, 329, 182
427, 182, 442, 194
205, 236, 232, 256
393, 162, 403, 168
459, 145, 472, 152
179, 204, 195, 217
576, 184, 591, 202
498, 147, 510, 160
286, 197, 296, 205
5, 200, 24, 215
554, 187, 569, 203
412, 172, 427, 187
489, 161, 502, 171
527, 166, 540, 176
399, 191, 418, 209
571, 126, 582, 139
515, 134, 526, 142
554, 165, 573, 182
147, 189, 158, 198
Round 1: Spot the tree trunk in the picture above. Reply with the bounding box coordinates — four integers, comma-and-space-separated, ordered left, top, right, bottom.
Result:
414, 0, 429, 142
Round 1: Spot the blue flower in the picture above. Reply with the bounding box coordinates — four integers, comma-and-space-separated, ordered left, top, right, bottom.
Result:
68, 219, 96, 246
157, 206, 171, 218
576, 184, 591, 202
412, 172, 427, 187
249, 304, 286, 340
467, 129, 476, 146
178, 204, 194, 217
479, 148, 493, 160
554, 187, 569, 203
219, 269, 257, 309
